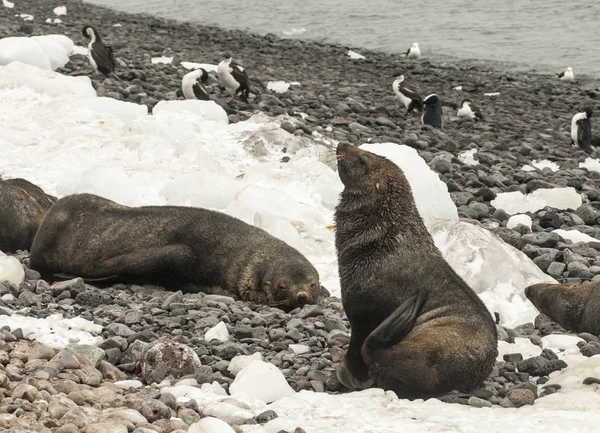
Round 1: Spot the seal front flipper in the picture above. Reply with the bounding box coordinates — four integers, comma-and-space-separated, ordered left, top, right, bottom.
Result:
366, 287, 429, 347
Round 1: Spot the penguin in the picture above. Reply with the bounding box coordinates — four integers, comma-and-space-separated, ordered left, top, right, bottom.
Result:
82, 25, 117, 76
571, 107, 593, 151
405, 42, 421, 60
392, 74, 422, 114
422, 94, 443, 128
558, 67, 574, 81
217, 54, 250, 103
178, 68, 210, 100
457, 99, 483, 120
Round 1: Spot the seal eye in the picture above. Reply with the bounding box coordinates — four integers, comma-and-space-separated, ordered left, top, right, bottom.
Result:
310, 283, 317, 291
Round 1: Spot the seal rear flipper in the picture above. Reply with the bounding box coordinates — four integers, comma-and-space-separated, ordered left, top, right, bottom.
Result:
366, 287, 429, 347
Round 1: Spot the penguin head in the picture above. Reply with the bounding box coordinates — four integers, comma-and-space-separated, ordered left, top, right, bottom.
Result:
566, 67, 573, 73
221, 53, 233, 63
423, 94, 440, 107
585, 107, 593, 118
412, 42, 419, 49
82, 25, 96, 39
393, 74, 405, 83
460, 99, 472, 108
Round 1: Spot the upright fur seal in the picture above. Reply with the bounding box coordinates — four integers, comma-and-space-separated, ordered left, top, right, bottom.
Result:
0, 178, 56, 253
525, 281, 600, 335
30, 193, 320, 311
334, 142, 498, 398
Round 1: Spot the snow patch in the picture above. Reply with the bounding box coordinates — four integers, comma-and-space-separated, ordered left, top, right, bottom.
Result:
347, 50, 366, 60
491, 187, 582, 215
53, 6, 67, 16
458, 148, 478, 166
267, 81, 291, 94
553, 229, 598, 244
580, 157, 600, 173
151, 56, 173, 64
506, 214, 532, 229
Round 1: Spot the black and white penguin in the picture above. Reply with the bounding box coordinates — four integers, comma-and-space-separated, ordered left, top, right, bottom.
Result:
217, 54, 250, 103
82, 25, 116, 76
571, 107, 593, 151
558, 67, 574, 81
457, 99, 483, 120
422, 94, 443, 128
392, 74, 422, 114
405, 42, 421, 59
178, 68, 210, 100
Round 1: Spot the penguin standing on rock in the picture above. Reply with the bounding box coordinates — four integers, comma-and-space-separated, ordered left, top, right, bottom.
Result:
178, 68, 210, 100
571, 107, 594, 152
217, 54, 250, 103
392, 74, 422, 114
457, 99, 483, 120
82, 25, 117, 77
422, 94, 443, 128
405, 42, 421, 59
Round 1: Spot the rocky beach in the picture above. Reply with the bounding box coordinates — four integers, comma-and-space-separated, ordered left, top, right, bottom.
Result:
2, 0, 600, 432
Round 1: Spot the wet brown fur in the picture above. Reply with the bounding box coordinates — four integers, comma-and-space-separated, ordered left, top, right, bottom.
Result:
30, 193, 320, 311
334, 142, 498, 398
0, 178, 56, 253
525, 282, 600, 335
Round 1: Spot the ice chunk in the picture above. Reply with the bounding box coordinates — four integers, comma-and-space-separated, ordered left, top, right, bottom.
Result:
188, 417, 236, 433
427, 217, 556, 327
347, 50, 366, 60
228, 353, 264, 375
152, 100, 229, 126
53, 6, 67, 15
229, 360, 296, 403
580, 157, 600, 173
180, 62, 218, 72
542, 335, 584, 355
151, 56, 173, 64
205, 322, 229, 342
160, 172, 241, 209
507, 214, 532, 229
0, 252, 24, 285
254, 211, 303, 250
458, 149, 478, 166
0, 62, 96, 98
491, 187, 582, 215
267, 81, 291, 94
522, 160, 559, 172
0, 35, 74, 70
3, 0, 14, 8
18, 14, 34, 21
360, 143, 459, 221
56, 167, 139, 207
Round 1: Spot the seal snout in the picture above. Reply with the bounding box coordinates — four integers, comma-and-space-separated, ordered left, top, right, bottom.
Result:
296, 291, 309, 306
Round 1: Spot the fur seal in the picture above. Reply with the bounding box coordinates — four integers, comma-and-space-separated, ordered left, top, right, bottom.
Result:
0, 178, 56, 253
30, 193, 320, 311
334, 142, 498, 398
525, 281, 600, 335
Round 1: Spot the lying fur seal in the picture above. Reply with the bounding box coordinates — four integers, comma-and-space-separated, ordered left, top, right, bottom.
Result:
30, 193, 320, 311
334, 142, 498, 398
0, 178, 56, 253
525, 281, 600, 335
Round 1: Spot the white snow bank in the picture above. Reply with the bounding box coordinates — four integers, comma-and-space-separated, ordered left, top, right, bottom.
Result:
151, 56, 173, 64
347, 50, 366, 60
0, 35, 75, 71
0, 313, 103, 348
580, 157, 600, 173
360, 143, 459, 220
427, 218, 555, 327
491, 187, 582, 215
553, 229, 598, 243
267, 81, 291, 94
230, 360, 296, 403
507, 214, 532, 229
0, 252, 24, 285
0, 62, 95, 98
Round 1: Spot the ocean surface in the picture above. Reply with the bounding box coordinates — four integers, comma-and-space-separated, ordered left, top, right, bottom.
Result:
85, 0, 600, 76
